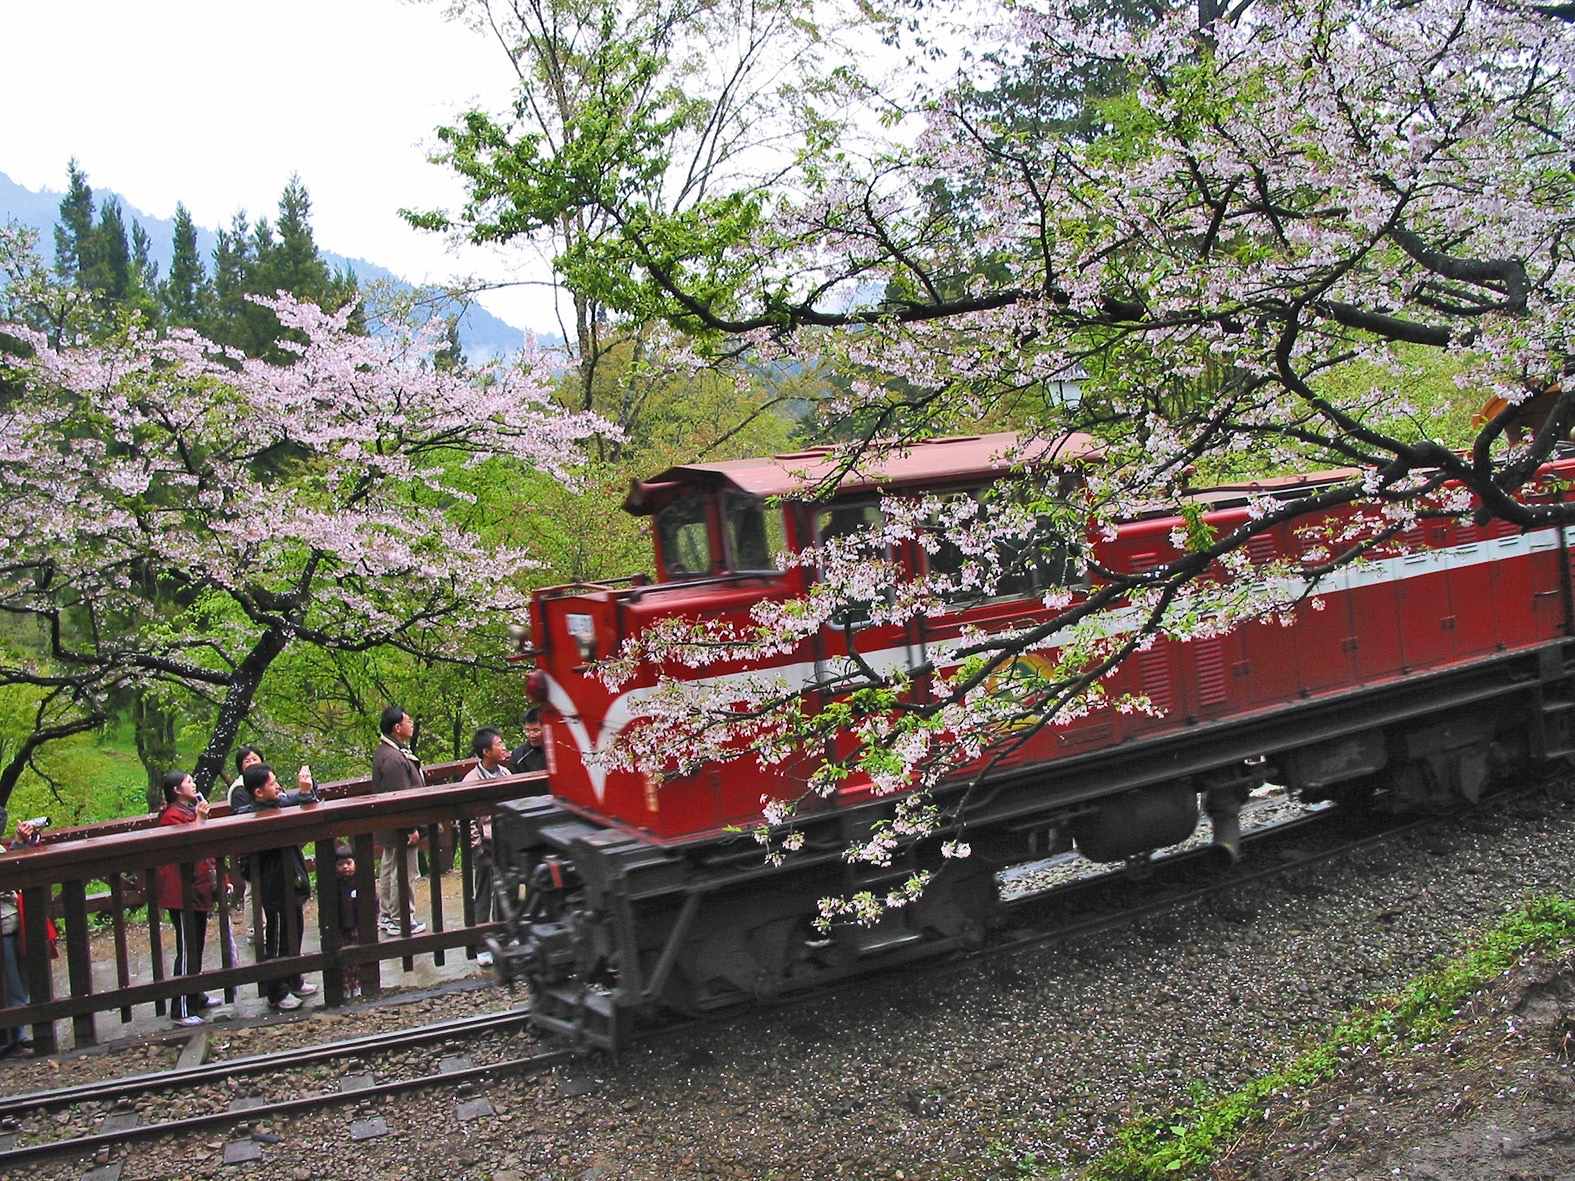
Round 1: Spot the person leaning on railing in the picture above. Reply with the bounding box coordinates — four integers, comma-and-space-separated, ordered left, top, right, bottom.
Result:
236, 763, 319, 1012
461, 727, 513, 967
152, 771, 227, 1026
0, 809, 53, 1057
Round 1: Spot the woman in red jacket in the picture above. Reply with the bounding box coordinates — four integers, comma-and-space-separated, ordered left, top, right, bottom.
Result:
153, 771, 219, 1026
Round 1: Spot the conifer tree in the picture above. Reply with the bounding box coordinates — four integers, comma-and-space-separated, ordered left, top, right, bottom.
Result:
130, 221, 158, 292
161, 202, 208, 326
268, 175, 332, 300
329, 263, 364, 333
84, 198, 132, 301
435, 314, 464, 374
208, 211, 253, 349
52, 159, 95, 286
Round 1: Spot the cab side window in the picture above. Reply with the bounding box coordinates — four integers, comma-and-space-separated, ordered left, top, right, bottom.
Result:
815, 502, 887, 625
656, 494, 714, 578
924, 489, 1086, 602
723, 496, 787, 572
817, 502, 884, 544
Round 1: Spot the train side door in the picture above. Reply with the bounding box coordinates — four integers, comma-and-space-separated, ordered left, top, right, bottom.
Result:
1484, 514, 1564, 650
1341, 516, 1404, 683
1235, 527, 1300, 707
1290, 526, 1358, 695
1443, 520, 1502, 659
1394, 524, 1455, 671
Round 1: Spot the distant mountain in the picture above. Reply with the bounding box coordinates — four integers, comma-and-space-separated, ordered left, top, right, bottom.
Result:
0, 171, 536, 361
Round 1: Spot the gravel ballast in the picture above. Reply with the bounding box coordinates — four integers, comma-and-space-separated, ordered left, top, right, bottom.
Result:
5, 783, 1572, 1181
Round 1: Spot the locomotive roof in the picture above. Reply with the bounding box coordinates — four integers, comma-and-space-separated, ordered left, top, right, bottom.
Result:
623, 430, 1102, 514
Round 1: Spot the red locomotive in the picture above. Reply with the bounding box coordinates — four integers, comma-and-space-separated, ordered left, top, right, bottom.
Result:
492, 431, 1575, 1051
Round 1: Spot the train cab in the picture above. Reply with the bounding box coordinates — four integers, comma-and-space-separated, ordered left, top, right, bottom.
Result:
520, 432, 1102, 840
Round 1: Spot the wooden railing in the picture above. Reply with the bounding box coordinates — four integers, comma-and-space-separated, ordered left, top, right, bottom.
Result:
0, 770, 547, 1053
28, 758, 478, 848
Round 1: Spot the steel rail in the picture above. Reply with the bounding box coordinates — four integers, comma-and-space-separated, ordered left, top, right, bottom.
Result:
0, 1044, 575, 1168
3, 1005, 533, 1117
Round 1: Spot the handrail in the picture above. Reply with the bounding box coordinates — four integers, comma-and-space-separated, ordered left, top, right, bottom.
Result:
0, 773, 542, 889
30, 758, 479, 846
0, 772, 549, 1055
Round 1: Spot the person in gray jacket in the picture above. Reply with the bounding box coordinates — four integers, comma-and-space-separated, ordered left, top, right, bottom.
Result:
371, 705, 426, 936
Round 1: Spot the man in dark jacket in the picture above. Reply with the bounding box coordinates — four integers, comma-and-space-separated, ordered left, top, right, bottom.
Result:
371, 705, 426, 936
238, 764, 318, 1011
509, 707, 547, 774
153, 771, 220, 1025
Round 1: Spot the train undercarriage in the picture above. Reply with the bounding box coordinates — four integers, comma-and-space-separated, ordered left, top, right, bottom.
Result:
489, 639, 1575, 1054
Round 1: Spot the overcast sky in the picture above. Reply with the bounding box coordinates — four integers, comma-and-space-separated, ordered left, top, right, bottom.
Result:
2, 1, 561, 332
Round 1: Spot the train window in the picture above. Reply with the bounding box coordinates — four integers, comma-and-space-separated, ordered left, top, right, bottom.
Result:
924, 491, 1086, 602
816, 502, 884, 544
655, 493, 714, 578
815, 502, 887, 625
723, 495, 787, 573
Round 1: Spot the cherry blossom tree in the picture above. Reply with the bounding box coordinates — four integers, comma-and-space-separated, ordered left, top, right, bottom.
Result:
0, 293, 611, 804
429, 0, 1575, 909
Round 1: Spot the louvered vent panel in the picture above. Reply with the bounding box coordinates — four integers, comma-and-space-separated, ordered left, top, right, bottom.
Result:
1247, 535, 1276, 565
1195, 638, 1227, 707
1138, 647, 1173, 715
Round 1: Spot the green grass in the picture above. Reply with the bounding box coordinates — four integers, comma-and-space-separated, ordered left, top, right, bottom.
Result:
1078, 893, 1575, 1180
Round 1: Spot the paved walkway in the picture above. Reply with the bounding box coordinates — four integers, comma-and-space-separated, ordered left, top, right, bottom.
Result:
34, 871, 493, 1052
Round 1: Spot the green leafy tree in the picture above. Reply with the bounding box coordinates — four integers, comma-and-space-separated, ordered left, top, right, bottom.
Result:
413, 0, 839, 460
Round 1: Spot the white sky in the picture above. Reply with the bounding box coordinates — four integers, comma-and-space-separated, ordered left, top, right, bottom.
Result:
1, 0, 561, 333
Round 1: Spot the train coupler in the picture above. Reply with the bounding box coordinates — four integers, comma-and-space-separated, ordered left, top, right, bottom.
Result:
529, 983, 628, 1058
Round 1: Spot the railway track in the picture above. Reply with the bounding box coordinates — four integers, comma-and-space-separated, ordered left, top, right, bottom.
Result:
0, 1006, 562, 1169
2, 783, 1552, 1172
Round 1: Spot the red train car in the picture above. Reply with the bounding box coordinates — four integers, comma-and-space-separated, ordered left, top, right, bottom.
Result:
493, 432, 1575, 1050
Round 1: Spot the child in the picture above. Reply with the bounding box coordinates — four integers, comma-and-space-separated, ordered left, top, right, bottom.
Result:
334, 841, 362, 997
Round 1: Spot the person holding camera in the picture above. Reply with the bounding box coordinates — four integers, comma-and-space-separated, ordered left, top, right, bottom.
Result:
236, 763, 318, 1011
152, 771, 223, 1025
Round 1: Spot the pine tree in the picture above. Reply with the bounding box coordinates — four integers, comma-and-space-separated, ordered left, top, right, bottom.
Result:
161, 202, 208, 326
123, 220, 161, 324
328, 262, 365, 332
84, 198, 132, 301
130, 221, 158, 291
53, 159, 96, 286
269, 175, 332, 300
208, 211, 253, 349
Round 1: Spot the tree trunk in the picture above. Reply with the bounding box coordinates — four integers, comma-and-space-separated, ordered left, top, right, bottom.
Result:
191, 626, 289, 795
133, 689, 179, 813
